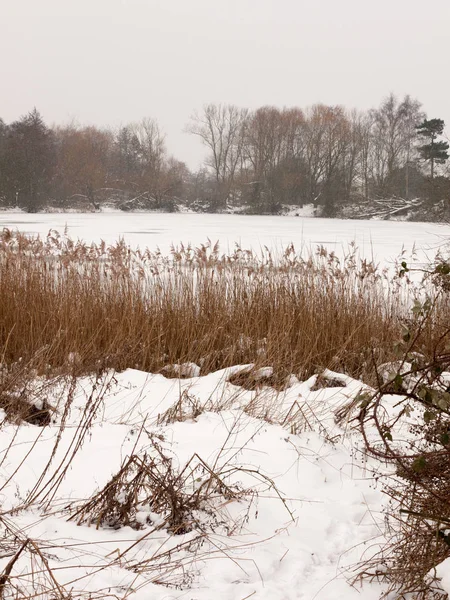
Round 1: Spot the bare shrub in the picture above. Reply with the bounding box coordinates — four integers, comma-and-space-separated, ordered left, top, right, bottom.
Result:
355, 288, 450, 599
70, 437, 260, 535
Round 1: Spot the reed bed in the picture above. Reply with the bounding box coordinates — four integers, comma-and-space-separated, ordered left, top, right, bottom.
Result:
0, 228, 449, 600
0, 228, 447, 382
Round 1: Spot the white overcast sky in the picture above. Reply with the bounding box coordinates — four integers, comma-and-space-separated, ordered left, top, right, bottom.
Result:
2, 0, 449, 169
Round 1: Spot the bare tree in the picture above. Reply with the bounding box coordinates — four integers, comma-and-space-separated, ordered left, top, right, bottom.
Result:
241, 106, 306, 208
187, 104, 248, 208
130, 118, 166, 175
369, 94, 423, 197
54, 124, 113, 209
303, 104, 351, 211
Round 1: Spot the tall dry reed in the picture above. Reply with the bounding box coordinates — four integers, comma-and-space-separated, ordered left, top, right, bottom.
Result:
0, 228, 446, 381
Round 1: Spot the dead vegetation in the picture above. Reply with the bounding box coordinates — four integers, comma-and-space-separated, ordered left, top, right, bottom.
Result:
352, 293, 450, 600
1, 228, 430, 384
157, 389, 204, 425
227, 366, 290, 390
0, 515, 75, 600
310, 372, 347, 390
0, 366, 295, 598
69, 435, 261, 535
0, 354, 57, 426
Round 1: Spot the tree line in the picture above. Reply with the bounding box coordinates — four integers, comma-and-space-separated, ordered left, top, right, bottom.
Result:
0, 94, 448, 216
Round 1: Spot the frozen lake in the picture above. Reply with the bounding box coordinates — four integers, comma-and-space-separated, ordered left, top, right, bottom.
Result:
0, 211, 448, 265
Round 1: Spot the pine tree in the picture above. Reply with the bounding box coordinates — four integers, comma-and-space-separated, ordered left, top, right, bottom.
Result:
4, 109, 55, 211
416, 118, 449, 179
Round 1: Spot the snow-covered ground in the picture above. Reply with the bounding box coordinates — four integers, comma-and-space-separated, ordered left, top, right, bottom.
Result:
1, 216, 449, 598
0, 366, 390, 600
0, 211, 448, 265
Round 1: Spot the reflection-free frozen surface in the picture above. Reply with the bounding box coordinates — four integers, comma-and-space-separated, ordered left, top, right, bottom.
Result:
0, 211, 447, 264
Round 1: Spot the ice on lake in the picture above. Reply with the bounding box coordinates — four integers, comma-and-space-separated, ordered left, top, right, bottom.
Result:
0, 211, 448, 266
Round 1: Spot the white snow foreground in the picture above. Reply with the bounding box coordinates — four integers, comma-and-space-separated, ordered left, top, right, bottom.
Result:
0, 366, 391, 600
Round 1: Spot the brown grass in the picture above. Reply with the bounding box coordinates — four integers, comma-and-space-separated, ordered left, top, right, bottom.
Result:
0, 228, 447, 383
69, 436, 259, 535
